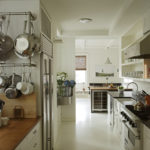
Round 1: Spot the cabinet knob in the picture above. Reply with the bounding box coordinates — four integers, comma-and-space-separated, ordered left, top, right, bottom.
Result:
33, 143, 37, 148
33, 129, 37, 135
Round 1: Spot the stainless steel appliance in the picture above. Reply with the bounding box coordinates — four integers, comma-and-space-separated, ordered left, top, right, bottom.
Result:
91, 90, 108, 112
120, 106, 142, 150
41, 34, 53, 150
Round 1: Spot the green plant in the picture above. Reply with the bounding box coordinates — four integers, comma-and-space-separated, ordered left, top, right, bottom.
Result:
57, 72, 68, 86
118, 86, 124, 90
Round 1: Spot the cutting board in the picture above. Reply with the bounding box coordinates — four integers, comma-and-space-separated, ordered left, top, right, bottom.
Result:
0, 93, 37, 118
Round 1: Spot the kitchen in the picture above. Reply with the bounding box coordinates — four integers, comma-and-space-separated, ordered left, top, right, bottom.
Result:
1, 0, 150, 150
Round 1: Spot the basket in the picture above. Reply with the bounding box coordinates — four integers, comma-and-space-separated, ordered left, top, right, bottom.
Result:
57, 86, 73, 97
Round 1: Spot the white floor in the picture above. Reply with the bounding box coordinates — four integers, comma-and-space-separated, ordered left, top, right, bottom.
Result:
55, 94, 121, 150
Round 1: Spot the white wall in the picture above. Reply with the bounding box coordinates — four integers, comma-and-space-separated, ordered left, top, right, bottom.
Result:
75, 39, 122, 91
55, 37, 76, 122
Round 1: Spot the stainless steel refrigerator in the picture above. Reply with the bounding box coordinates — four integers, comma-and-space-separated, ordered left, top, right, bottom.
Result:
41, 51, 53, 150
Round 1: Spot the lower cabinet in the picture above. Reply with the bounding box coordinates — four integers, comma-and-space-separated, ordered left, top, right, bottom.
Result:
143, 125, 150, 150
15, 120, 42, 150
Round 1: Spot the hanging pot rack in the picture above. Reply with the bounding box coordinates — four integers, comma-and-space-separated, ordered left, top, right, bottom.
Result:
0, 12, 36, 20
0, 62, 36, 68
0, 11, 36, 34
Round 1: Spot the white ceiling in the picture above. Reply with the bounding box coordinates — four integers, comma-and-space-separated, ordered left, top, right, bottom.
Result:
43, 0, 150, 36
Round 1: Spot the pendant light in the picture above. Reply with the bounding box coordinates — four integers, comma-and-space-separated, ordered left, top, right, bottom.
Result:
105, 47, 112, 64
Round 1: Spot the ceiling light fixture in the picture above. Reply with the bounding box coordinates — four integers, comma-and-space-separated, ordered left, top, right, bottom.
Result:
105, 47, 112, 64
79, 18, 92, 23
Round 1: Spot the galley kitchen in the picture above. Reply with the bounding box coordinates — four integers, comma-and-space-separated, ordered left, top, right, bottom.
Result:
1, 0, 150, 150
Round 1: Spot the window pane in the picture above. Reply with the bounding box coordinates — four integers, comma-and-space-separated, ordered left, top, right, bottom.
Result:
75, 71, 86, 83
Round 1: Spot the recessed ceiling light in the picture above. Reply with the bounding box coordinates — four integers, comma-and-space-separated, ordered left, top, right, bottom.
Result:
79, 18, 92, 23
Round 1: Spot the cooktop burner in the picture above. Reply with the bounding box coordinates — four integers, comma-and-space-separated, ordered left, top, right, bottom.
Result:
125, 105, 150, 120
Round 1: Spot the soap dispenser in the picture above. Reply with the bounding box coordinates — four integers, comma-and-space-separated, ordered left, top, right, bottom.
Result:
0, 99, 5, 127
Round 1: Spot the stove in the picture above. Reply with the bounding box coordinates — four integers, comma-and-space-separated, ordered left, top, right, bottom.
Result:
125, 105, 150, 120
120, 105, 143, 150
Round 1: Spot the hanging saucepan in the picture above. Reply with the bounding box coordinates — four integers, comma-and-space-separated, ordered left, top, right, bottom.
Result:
5, 73, 18, 99
14, 21, 40, 59
0, 15, 14, 61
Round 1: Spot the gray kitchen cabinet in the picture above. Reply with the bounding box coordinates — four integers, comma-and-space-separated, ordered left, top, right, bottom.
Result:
143, 9, 150, 34
91, 90, 107, 112
143, 125, 150, 150
15, 120, 42, 150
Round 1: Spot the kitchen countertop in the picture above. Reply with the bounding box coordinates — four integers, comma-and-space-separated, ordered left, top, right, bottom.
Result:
108, 91, 133, 98
108, 91, 150, 129
0, 118, 40, 150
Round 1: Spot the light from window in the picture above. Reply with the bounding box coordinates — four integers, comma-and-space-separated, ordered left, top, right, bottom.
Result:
75, 70, 86, 83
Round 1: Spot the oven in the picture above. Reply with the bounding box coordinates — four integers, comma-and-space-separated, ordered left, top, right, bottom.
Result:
120, 108, 143, 150
122, 120, 141, 150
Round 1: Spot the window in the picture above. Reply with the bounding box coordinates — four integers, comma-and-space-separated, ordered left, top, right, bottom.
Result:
75, 70, 86, 83
75, 56, 87, 83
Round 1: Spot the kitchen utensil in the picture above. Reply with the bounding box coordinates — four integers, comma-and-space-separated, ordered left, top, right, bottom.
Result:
142, 90, 149, 96
1, 117, 9, 126
0, 76, 9, 88
0, 15, 14, 60
0, 99, 5, 110
16, 72, 27, 91
14, 21, 40, 59
145, 95, 150, 106
14, 105, 24, 119
0, 99, 5, 127
22, 70, 34, 95
134, 101, 145, 111
9, 74, 22, 85
5, 73, 18, 99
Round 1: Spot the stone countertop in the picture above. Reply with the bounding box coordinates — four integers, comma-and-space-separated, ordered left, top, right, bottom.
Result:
0, 118, 40, 150
108, 91, 133, 98
142, 120, 150, 129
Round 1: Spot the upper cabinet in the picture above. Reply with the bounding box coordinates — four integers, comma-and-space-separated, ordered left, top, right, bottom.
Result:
121, 10, 150, 81
40, 6, 53, 58
143, 9, 150, 34
40, 7, 51, 40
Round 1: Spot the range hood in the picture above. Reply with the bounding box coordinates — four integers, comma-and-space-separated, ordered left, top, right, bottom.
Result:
125, 33, 150, 59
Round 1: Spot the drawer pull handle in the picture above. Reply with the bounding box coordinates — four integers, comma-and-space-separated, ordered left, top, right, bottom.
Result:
33, 129, 37, 134
33, 143, 37, 148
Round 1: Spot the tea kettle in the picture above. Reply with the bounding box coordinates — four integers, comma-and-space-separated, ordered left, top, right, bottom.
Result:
134, 101, 144, 111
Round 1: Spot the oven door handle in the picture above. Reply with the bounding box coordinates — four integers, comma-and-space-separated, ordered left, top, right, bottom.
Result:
122, 120, 140, 139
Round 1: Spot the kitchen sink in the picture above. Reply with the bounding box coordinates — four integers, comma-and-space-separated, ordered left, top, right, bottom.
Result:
117, 98, 136, 106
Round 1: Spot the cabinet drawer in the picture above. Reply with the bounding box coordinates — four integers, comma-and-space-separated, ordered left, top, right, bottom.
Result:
15, 121, 41, 150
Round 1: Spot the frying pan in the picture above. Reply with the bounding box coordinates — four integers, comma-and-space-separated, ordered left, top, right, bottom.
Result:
14, 21, 40, 59
0, 15, 14, 60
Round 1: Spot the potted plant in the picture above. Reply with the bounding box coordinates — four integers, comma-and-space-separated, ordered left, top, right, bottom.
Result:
118, 86, 124, 94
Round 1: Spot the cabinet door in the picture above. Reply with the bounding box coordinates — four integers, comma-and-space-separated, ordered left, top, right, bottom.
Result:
143, 125, 150, 150
15, 121, 42, 150
143, 9, 150, 34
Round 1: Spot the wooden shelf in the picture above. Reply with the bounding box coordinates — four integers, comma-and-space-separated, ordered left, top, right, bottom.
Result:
122, 77, 150, 82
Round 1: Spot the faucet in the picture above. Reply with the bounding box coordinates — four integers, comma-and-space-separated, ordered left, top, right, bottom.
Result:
127, 82, 138, 91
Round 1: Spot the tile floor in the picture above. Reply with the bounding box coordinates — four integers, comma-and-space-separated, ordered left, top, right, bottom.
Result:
55, 94, 121, 150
